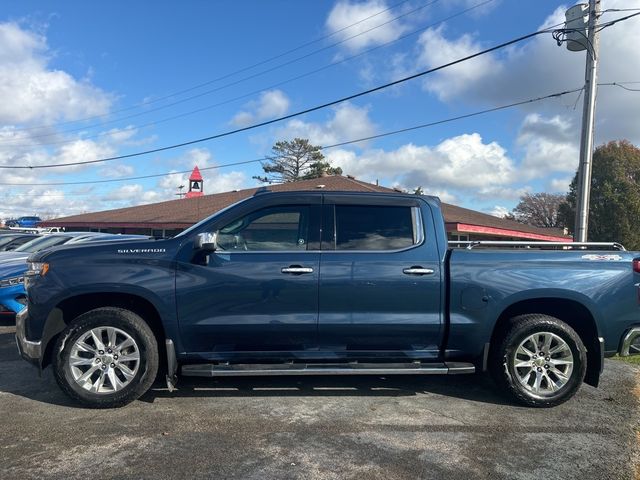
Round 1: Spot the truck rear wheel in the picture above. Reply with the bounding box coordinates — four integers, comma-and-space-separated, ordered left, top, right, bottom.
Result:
53, 307, 159, 408
489, 314, 587, 407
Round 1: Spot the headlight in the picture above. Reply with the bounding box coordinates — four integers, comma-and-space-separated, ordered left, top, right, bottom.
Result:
25, 262, 49, 277
0, 276, 24, 288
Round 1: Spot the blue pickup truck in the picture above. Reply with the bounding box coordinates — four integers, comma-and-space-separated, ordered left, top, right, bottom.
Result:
5, 216, 42, 228
15, 191, 640, 408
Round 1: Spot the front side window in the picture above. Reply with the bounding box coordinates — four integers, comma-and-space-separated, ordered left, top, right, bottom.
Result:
334, 205, 420, 251
216, 205, 310, 251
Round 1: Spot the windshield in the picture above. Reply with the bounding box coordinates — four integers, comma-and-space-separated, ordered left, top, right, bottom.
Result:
0, 236, 20, 248
14, 235, 69, 253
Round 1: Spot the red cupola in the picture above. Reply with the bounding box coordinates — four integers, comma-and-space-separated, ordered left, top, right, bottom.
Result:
185, 166, 204, 198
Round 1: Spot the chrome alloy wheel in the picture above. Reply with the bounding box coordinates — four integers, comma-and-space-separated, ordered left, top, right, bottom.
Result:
512, 332, 574, 396
68, 327, 140, 394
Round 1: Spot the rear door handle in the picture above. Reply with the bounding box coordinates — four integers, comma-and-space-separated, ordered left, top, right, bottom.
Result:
403, 266, 435, 276
281, 266, 314, 275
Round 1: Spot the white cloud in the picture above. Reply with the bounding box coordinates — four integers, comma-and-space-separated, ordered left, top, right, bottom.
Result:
164, 148, 223, 178
0, 188, 91, 221
421, 188, 457, 203
416, 26, 502, 101
326, 0, 408, 54
0, 22, 113, 125
102, 184, 145, 202
158, 172, 188, 192
188, 148, 213, 168
329, 133, 515, 196
231, 90, 290, 127
276, 102, 376, 146
104, 126, 138, 143
475, 185, 531, 201
548, 177, 572, 193
101, 184, 160, 204
0, 128, 117, 174
516, 114, 580, 179
207, 171, 247, 193
51, 139, 116, 170
488, 205, 510, 218
410, 1, 640, 144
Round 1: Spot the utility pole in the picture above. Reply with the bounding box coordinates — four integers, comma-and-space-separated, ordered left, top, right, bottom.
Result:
573, 0, 601, 242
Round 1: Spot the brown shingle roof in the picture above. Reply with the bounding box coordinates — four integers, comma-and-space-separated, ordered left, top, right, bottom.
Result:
43, 175, 569, 239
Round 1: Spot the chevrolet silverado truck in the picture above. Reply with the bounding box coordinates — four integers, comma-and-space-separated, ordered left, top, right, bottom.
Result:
15, 190, 640, 408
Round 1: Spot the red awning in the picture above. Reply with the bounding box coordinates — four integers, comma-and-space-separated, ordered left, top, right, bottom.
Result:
447, 223, 571, 242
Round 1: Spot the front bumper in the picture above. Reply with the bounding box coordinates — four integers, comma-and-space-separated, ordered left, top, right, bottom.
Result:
619, 327, 640, 356
15, 307, 42, 366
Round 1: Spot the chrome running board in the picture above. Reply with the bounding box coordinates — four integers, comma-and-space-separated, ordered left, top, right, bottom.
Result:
181, 361, 475, 377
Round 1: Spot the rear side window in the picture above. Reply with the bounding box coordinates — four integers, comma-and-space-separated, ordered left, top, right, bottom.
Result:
334, 205, 420, 251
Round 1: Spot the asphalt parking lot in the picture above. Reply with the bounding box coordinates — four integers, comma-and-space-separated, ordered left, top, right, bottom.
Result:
1, 322, 639, 480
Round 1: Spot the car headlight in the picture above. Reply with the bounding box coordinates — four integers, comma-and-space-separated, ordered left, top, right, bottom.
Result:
0, 276, 24, 288
25, 262, 49, 278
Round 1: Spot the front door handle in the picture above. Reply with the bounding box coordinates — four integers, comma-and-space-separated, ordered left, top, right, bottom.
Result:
281, 265, 314, 275
403, 266, 435, 276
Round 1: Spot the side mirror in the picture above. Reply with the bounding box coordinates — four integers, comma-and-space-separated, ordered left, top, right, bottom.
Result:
194, 232, 218, 251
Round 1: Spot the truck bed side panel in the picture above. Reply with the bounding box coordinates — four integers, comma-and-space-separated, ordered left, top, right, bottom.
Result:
447, 249, 640, 358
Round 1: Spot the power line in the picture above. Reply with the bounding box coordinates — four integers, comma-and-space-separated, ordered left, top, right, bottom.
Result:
601, 8, 640, 13
11, 0, 442, 139
0, 86, 585, 188
0, 25, 559, 170
11, 0, 416, 133
597, 10, 640, 29
4, 0, 492, 149
599, 82, 640, 92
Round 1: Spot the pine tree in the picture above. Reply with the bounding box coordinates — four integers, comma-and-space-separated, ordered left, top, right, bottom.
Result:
254, 138, 341, 183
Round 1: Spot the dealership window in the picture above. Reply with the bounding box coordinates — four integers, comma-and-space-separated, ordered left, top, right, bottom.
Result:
449, 234, 469, 241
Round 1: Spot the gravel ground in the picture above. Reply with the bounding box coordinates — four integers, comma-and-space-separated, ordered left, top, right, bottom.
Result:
1, 323, 639, 480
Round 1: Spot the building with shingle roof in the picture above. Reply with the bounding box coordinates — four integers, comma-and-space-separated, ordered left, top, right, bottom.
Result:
42, 175, 570, 242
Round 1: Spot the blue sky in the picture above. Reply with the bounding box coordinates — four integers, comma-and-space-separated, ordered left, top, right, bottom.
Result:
1, 0, 639, 220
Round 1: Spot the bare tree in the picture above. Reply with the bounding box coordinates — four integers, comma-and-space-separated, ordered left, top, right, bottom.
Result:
510, 192, 568, 228
254, 138, 341, 183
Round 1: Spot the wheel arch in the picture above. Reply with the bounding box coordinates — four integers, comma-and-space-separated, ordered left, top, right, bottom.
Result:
42, 292, 166, 370
490, 297, 602, 387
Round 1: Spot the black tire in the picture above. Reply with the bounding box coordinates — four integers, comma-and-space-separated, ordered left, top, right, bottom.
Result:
489, 314, 587, 408
53, 307, 159, 408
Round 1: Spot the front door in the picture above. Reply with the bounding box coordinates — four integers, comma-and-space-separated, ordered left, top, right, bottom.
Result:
176, 200, 321, 356
318, 195, 442, 358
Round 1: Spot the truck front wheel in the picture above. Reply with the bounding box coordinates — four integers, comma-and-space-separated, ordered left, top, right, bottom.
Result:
489, 314, 587, 407
53, 307, 159, 408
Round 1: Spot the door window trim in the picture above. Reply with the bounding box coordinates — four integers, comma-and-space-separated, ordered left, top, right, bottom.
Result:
212, 203, 322, 254
325, 205, 425, 253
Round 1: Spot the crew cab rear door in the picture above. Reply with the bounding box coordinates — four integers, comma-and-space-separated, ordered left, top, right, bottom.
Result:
318, 195, 442, 357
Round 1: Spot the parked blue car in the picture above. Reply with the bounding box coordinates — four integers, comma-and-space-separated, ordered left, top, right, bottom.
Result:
0, 233, 151, 321
0, 234, 96, 320
4, 216, 42, 228
0, 256, 29, 319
